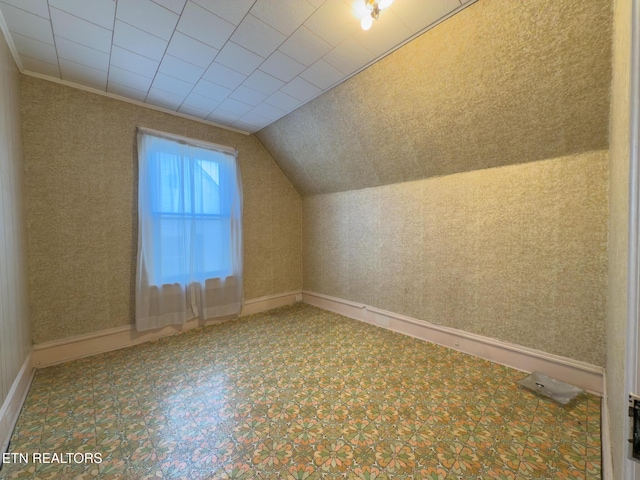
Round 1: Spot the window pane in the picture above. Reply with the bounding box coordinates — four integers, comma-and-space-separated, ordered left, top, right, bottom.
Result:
193, 218, 231, 278
141, 133, 238, 286
157, 217, 189, 283
152, 152, 191, 214
194, 159, 221, 215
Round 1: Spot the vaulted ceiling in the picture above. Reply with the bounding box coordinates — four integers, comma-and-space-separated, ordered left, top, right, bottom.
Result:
256, 0, 613, 195
0, 0, 613, 196
0, 0, 474, 133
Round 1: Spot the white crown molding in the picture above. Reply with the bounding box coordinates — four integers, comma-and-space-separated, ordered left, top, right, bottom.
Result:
21, 70, 250, 136
0, 10, 248, 135
303, 290, 604, 394
0, 7, 23, 72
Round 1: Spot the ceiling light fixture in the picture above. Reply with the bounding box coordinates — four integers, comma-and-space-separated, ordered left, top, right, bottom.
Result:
360, 0, 394, 30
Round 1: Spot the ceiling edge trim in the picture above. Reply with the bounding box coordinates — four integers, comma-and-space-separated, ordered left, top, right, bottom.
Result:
335, 0, 480, 86
0, 7, 24, 72
256, 0, 479, 135
21, 70, 251, 136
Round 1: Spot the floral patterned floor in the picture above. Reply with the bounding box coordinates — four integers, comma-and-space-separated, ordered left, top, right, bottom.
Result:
0, 303, 601, 479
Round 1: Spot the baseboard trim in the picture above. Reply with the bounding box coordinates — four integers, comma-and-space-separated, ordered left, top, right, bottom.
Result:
601, 371, 613, 480
0, 353, 34, 457
32, 291, 302, 368
303, 290, 604, 394
240, 290, 303, 316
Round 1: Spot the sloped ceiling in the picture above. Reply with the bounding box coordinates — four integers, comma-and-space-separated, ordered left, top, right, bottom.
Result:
0, 0, 475, 134
255, 0, 613, 195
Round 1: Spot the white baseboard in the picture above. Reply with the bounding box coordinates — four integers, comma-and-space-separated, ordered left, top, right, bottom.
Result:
303, 291, 604, 394
240, 290, 303, 316
601, 371, 613, 480
32, 291, 301, 368
0, 353, 34, 457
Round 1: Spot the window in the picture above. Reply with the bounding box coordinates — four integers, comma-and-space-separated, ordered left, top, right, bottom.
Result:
136, 128, 242, 331
149, 148, 232, 285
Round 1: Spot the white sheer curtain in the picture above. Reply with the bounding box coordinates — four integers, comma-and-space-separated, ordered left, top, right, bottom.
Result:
136, 128, 242, 332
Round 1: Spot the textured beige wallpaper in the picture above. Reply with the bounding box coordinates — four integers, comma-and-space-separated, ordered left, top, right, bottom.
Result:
0, 33, 31, 406
606, 0, 631, 475
20, 77, 302, 345
257, 0, 612, 195
303, 151, 608, 366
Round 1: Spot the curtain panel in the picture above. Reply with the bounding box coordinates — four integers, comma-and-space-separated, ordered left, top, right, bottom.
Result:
136, 129, 243, 332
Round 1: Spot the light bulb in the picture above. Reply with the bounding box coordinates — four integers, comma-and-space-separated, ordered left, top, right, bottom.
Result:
361, 15, 373, 30
378, 0, 394, 9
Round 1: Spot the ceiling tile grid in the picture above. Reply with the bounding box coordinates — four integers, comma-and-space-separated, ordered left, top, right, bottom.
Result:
0, 0, 468, 133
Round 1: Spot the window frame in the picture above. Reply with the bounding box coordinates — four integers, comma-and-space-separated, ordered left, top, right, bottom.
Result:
137, 127, 239, 287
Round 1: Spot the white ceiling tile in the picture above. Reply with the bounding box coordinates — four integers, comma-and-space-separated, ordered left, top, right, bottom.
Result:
108, 65, 154, 92
230, 14, 286, 58
280, 76, 321, 102
178, 104, 211, 119
202, 62, 246, 90
176, 1, 234, 49
146, 87, 185, 109
116, 0, 178, 42
352, 9, 412, 57
166, 32, 218, 69
349, 0, 372, 21
113, 20, 168, 61
191, 0, 253, 25
215, 42, 264, 76
250, 0, 315, 36
11, 32, 56, 64
0, 0, 49, 19
323, 36, 374, 75
152, 72, 194, 96
158, 54, 205, 84
236, 111, 268, 126
264, 91, 301, 112
208, 109, 242, 124
217, 98, 253, 116
303, 0, 358, 46
20, 55, 60, 77
182, 92, 220, 111
55, 37, 110, 72
249, 102, 286, 121
278, 26, 331, 67
390, 0, 461, 33
50, 7, 112, 53
107, 81, 148, 101
151, 0, 187, 14
191, 78, 232, 101
110, 46, 159, 78
242, 70, 284, 96
259, 51, 305, 83
300, 59, 342, 90
59, 58, 108, 90
48, 0, 115, 29
229, 86, 267, 106
0, 0, 472, 130
0, 3, 53, 44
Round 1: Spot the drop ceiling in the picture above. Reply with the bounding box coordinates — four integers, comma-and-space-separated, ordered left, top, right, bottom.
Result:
0, 0, 473, 134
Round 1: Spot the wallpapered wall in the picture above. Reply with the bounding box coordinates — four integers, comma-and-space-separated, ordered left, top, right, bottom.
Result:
606, 0, 632, 475
303, 151, 608, 366
20, 77, 302, 345
0, 33, 31, 409
257, 0, 612, 195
